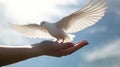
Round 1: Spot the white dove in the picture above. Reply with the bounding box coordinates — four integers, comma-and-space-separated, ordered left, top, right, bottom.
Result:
9, 0, 107, 43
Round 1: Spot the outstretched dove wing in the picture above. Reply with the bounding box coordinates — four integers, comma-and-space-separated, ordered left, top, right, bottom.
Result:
57, 0, 107, 33
9, 23, 53, 39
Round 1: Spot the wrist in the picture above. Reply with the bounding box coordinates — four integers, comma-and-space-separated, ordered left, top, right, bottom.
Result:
30, 45, 43, 57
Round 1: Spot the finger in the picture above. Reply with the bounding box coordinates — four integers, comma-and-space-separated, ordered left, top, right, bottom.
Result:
62, 40, 88, 55
75, 40, 88, 46
61, 42, 74, 49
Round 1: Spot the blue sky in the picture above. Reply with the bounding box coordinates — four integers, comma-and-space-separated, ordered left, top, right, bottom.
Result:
0, 0, 120, 67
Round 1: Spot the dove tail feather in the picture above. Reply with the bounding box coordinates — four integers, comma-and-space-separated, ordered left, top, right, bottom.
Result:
53, 34, 75, 43
65, 34, 75, 42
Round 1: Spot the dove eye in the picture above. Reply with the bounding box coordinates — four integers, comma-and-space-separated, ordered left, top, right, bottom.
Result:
42, 22, 45, 25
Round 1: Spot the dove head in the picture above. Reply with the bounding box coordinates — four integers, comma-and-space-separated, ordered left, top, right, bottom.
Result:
40, 21, 48, 27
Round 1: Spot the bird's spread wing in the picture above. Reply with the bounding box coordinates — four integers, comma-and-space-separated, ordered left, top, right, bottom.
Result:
57, 0, 107, 33
9, 23, 53, 39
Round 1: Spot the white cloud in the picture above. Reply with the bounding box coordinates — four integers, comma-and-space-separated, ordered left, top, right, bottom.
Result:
0, 16, 29, 45
0, 25, 29, 46
0, 29, 27, 45
84, 38, 120, 61
115, 9, 120, 15
79, 38, 120, 67
0, 0, 80, 23
88, 27, 107, 34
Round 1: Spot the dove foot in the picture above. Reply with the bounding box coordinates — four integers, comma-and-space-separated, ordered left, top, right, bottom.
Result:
60, 42, 63, 43
55, 41, 59, 43
54, 38, 59, 43
54, 39, 64, 43
61, 39, 64, 43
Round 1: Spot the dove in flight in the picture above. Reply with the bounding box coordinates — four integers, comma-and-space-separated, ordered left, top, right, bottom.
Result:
9, 0, 108, 43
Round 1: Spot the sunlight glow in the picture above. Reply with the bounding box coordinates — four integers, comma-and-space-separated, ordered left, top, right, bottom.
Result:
0, 0, 78, 23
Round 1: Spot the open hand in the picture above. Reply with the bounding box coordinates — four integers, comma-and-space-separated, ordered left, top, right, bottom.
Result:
32, 40, 88, 57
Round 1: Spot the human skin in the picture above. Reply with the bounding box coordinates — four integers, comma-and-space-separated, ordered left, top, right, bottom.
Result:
0, 40, 88, 66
